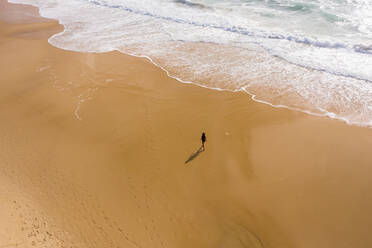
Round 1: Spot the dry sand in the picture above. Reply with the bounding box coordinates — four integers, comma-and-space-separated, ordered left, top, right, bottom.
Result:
1, 1, 372, 247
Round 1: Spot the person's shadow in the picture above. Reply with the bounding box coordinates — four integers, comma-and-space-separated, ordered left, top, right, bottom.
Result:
185, 146, 205, 164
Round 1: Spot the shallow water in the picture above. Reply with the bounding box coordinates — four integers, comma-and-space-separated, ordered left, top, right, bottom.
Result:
8, 0, 372, 126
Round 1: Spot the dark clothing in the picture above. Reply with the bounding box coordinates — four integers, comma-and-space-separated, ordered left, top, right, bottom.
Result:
200, 132, 206, 151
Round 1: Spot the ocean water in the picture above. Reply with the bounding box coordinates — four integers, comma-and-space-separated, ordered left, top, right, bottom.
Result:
9, 0, 372, 126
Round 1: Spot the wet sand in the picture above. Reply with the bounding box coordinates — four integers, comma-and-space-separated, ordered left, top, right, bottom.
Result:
1, 1, 372, 247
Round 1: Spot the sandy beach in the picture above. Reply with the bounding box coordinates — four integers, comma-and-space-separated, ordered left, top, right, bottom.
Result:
1, 1, 372, 247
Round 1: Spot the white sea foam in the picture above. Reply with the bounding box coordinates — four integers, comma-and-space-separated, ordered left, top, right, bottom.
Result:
8, 0, 372, 127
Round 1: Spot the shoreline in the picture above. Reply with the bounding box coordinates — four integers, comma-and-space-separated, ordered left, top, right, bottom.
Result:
7, 0, 372, 129
1, 1, 372, 248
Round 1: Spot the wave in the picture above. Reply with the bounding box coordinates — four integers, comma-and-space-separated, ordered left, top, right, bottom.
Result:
89, 0, 371, 54
80, 0, 372, 84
